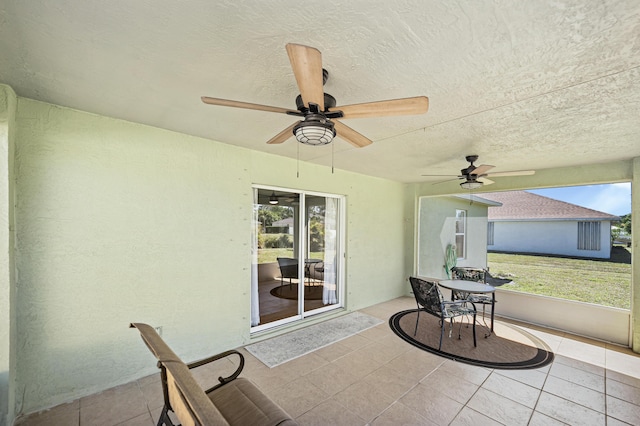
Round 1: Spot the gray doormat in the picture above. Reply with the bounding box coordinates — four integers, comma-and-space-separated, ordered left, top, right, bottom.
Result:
246, 312, 383, 367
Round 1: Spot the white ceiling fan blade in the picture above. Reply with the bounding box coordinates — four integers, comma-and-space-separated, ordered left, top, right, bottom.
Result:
485, 170, 536, 177
472, 164, 494, 175
431, 177, 461, 185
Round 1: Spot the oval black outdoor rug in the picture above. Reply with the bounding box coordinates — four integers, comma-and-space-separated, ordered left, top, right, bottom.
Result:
270, 284, 323, 300
389, 309, 554, 369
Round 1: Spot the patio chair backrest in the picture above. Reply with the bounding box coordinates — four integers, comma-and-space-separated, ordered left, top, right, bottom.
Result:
451, 267, 486, 283
450, 267, 488, 301
276, 257, 298, 278
130, 323, 228, 425
409, 277, 443, 318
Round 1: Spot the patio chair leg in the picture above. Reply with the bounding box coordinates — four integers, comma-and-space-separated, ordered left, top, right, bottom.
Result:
413, 309, 420, 336
157, 406, 176, 426
477, 304, 493, 338
472, 314, 477, 347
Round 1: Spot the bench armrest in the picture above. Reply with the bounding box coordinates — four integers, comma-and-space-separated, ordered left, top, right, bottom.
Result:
186, 350, 245, 393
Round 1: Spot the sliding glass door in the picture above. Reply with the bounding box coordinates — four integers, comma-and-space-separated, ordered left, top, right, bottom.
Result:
251, 187, 344, 331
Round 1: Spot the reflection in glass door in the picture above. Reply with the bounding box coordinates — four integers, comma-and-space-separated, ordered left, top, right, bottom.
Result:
251, 187, 343, 331
303, 195, 339, 314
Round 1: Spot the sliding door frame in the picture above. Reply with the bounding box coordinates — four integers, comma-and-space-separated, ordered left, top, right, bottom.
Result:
251, 185, 346, 333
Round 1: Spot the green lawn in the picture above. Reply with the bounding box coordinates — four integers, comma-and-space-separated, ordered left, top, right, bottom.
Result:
487, 247, 631, 309
258, 248, 323, 264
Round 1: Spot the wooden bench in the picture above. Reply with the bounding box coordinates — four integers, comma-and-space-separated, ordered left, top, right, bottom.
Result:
130, 323, 298, 426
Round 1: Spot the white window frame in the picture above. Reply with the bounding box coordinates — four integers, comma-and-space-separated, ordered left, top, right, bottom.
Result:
487, 221, 495, 246
455, 209, 466, 259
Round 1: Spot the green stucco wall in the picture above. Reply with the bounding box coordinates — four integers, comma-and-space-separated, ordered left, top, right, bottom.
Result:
9, 92, 409, 417
632, 158, 640, 353
0, 85, 17, 426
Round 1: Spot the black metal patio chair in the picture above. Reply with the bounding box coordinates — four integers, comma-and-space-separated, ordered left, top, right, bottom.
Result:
276, 257, 298, 289
451, 267, 495, 331
409, 276, 477, 350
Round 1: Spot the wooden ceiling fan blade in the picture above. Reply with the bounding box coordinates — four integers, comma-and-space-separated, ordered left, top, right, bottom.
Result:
334, 121, 372, 148
329, 96, 429, 119
485, 170, 536, 177
201, 97, 294, 114
266, 122, 297, 144
431, 177, 461, 185
478, 178, 495, 185
472, 164, 495, 175
285, 43, 325, 110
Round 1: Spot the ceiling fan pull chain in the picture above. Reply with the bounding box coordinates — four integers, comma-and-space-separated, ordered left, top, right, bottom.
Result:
332, 140, 335, 174
297, 142, 300, 178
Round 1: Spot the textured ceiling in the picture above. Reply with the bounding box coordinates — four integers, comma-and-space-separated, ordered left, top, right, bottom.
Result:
1, 0, 639, 183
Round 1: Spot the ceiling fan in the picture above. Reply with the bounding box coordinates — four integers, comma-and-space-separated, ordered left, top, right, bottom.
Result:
423, 155, 535, 189
201, 43, 429, 148
267, 191, 299, 205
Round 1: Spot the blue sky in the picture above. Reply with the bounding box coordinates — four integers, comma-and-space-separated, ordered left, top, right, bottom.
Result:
528, 183, 631, 216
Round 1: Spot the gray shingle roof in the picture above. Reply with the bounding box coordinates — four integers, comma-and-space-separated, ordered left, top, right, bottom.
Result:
481, 191, 620, 221
271, 217, 294, 226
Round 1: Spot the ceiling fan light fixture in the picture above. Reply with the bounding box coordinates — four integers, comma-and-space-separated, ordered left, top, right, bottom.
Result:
269, 191, 279, 204
460, 180, 483, 190
293, 114, 336, 146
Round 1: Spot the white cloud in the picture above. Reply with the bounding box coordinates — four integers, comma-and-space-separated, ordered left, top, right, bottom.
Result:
530, 183, 631, 216
586, 183, 631, 216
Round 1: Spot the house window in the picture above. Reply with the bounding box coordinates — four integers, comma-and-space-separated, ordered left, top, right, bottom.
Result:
455, 209, 466, 258
487, 221, 495, 246
577, 221, 601, 251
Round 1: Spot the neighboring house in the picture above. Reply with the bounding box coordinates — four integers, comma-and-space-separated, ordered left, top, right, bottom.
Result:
268, 217, 294, 234
417, 194, 502, 278
481, 191, 620, 259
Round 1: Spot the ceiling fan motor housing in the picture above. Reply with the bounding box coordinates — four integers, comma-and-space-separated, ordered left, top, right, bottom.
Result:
295, 93, 338, 112
461, 155, 479, 175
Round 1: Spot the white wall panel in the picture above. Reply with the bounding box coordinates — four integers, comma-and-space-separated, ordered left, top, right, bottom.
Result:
496, 289, 630, 346
491, 220, 611, 259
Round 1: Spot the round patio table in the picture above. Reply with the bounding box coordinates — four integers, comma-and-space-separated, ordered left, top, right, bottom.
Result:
438, 279, 496, 334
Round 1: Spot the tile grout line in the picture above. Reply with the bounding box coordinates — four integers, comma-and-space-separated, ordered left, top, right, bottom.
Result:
528, 361, 553, 425
604, 350, 609, 421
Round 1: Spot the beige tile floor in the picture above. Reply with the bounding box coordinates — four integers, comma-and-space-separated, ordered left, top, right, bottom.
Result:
15, 297, 640, 426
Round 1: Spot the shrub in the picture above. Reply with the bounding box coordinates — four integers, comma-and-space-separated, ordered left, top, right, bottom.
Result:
261, 233, 293, 248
